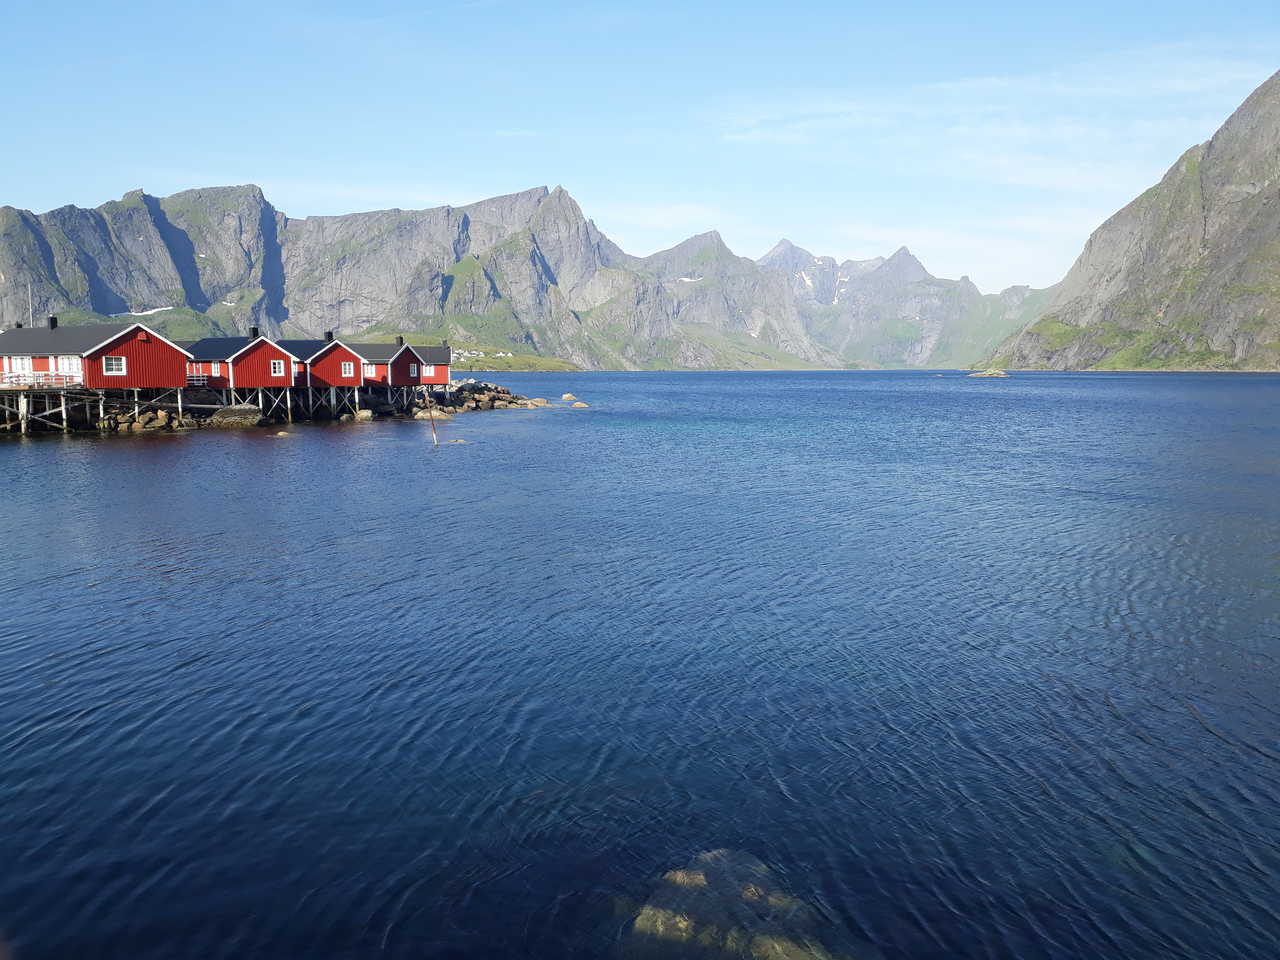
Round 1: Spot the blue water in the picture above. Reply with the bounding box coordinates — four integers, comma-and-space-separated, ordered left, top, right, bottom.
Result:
1, 370, 1278, 959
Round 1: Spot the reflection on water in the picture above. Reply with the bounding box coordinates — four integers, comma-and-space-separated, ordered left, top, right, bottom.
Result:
0, 371, 1279, 959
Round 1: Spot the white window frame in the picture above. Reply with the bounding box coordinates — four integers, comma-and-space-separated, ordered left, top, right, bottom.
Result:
341, 361, 354, 378
363, 363, 376, 377
57, 355, 81, 374
422, 364, 435, 378
270, 358, 285, 377
409, 363, 418, 377
103, 356, 127, 376
211, 362, 221, 376
12, 356, 33, 374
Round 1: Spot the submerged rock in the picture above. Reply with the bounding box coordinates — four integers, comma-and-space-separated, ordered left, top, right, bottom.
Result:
616, 849, 875, 960
967, 368, 1009, 378
562, 392, 578, 401
572, 401, 590, 408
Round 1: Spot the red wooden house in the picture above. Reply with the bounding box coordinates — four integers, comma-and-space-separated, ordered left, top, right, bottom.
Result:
0, 318, 191, 389
275, 335, 364, 388
181, 328, 300, 390
347, 338, 427, 387
412, 344, 451, 386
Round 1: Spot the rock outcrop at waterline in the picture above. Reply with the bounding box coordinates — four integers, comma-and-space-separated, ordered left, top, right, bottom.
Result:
6, 379, 572, 435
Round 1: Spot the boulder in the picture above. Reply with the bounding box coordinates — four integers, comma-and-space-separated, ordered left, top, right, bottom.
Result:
562, 393, 578, 401
354, 409, 375, 422
493, 400, 510, 409
338, 413, 354, 422
967, 368, 1009, 378
572, 401, 590, 408
414, 409, 453, 420
531, 397, 550, 406
208, 405, 266, 429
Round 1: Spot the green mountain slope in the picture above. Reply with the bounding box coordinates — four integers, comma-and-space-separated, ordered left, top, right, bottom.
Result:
991, 69, 1280, 370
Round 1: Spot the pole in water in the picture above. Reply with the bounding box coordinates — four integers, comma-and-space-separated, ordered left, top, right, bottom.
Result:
427, 395, 439, 447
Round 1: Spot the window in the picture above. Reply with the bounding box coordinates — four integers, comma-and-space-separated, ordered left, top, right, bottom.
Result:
341, 361, 354, 378
363, 363, 376, 377
211, 362, 221, 376
56, 355, 81, 373
422, 365, 435, 378
103, 356, 127, 376
409, 363, 418, 377
271, 359, 285, 377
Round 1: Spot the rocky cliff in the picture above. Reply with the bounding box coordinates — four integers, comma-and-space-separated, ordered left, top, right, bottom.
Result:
992, 69, 1280, 370
1, 183, 1031, 369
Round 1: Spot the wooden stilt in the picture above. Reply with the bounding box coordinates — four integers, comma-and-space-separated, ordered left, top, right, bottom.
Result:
19, 392, 28, 435
177, 388, 183, 420
60, 391, 68, 432
286, 388, 293, 422
353, 387, 361, 411
133, 389, 140, 421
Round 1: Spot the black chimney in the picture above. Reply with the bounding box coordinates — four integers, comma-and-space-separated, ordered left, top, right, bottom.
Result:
396, 335, 404, 346
324, 330, 334, 343
15, 322, 23, 329
249, 325, 260, 339
48, 315, 58, 330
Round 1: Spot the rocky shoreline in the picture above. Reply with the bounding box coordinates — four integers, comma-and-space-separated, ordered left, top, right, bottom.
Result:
10, 379, 583, 436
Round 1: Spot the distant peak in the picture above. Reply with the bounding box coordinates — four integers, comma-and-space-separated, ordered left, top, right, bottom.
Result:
877, 245, 930, 281
758, 237, 817, 270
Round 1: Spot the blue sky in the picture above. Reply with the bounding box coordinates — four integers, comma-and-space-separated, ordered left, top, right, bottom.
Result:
3, 0, 1277, 291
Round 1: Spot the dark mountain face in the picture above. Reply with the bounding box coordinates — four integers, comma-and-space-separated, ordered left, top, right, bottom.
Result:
0, 183, 1032, 369
992, 69, 1280, 370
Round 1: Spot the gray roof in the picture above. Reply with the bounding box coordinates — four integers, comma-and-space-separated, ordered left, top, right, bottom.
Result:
346, 342, 406, 362
275, 339, 332, 361
0, 322, 137, 356
179, 337, 253, 361
414, 345, 452, 364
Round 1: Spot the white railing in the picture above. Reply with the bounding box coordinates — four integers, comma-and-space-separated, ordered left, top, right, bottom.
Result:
1, 372, 83, 387
186, 375, 209, 387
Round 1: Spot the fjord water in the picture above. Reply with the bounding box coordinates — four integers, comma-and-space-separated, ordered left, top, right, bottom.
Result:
1, 371, 1278, 960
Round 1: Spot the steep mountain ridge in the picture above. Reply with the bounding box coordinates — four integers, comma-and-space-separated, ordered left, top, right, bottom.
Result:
1, 183, 1028, 369
993, 69, 1280, 370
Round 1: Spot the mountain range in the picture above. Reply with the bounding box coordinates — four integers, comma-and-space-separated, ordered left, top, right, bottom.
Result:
1, 68, 1276, 370
0, 184, 1041, 370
